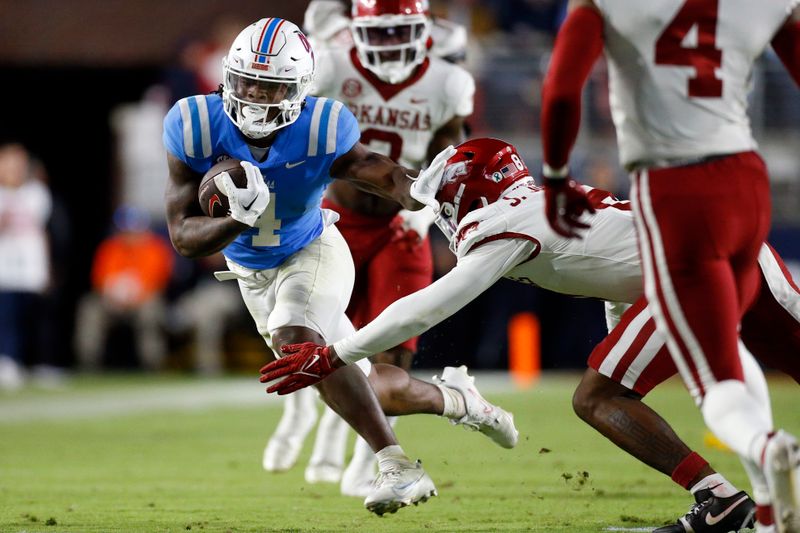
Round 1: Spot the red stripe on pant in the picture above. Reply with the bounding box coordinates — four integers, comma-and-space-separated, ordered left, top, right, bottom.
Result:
632, 170, 706, 401
630, 152, 771, 403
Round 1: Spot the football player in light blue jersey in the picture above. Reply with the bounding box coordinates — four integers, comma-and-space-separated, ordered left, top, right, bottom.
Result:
162, 17, 516, 516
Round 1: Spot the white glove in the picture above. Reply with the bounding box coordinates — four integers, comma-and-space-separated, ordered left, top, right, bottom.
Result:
397, 206, 437, 241
220, 161, 270, 227
410, 145, 457, 211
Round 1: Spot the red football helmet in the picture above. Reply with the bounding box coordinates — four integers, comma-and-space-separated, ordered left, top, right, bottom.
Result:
435, 138, 532, 242
351, 0, 431, 84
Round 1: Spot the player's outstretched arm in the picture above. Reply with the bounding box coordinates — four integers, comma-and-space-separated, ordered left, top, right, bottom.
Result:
540, 0, 603, 238
165, 153, 249, 258
258, 239, 536, 394
330, 143, 455, 211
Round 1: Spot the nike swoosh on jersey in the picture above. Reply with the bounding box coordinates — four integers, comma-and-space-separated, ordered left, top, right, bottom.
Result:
243, 193, 259, 211
705, 495, 749, 526
285, 160, 306, 169
410, 98, 427, 104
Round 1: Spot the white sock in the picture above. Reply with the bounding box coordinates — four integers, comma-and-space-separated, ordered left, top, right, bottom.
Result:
376, 444, 411, 472
437, 384, 466, 419
308, 406, 348, 468
702, 380, 772, 460
740, 455, 771, 506
690, 473, 739, 498
739, 342, 773, 425
343, 417, 399, 479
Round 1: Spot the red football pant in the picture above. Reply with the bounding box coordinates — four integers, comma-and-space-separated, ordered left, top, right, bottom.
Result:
630, 152, 771, 403
588, 243, 800, 396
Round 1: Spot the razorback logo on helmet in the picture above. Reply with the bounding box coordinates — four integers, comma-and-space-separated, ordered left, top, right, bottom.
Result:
442, 160, 468, 185
434, 138, 532, 248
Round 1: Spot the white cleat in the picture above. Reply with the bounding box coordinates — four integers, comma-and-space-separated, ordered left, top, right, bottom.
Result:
262, 400, 318, 472
304, 461, 342, 484
364, 460, 437, 516
434, 365, 519, 449
262, 432, 308, 472
763, 430, 800, 533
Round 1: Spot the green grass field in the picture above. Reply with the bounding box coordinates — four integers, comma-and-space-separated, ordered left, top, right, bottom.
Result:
0, 373, 797, 533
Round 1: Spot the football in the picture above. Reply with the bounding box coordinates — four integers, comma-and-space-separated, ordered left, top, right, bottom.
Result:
198, 158, 247, 217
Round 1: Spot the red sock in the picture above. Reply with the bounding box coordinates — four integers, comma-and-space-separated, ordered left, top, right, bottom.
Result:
756, 504, 774, 526
671, 452, 710, 489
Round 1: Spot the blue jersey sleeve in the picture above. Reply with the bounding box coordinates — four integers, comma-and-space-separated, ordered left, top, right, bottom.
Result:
163, 102, 187, 162
162, 96, 216, 173
334, 104, 361, 160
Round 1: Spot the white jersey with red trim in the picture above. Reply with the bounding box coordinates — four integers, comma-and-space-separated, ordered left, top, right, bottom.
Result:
594, 0, 796, 167
313, 47, 475, 168
332, 180, 643, 363
453, 180, 643, 303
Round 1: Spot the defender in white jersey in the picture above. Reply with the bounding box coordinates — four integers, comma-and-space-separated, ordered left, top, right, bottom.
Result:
540, 1, 800, 531
260, 138, 800, 531
261, 0, 476, 496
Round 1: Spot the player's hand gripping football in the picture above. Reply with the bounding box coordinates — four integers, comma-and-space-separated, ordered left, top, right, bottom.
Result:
410, 145, 457, 211
221, 161, 270, 227
259, 343, 340, 395
543, 173, 596, 238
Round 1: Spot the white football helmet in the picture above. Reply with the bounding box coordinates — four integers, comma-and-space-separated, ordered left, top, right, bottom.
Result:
351, 0, 432, 84
222, 18, 315, 139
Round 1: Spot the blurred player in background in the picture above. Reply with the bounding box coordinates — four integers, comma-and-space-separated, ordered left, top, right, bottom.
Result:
74, 206, 173, 371
162, 16, 515, 515
260, 137, 800, 532
261, 0, 475, 498
539, 1, 800, 531
0, 143, 52, 390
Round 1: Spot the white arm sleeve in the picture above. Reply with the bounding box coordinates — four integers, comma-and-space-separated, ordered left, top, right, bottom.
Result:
333, 238, 536, 364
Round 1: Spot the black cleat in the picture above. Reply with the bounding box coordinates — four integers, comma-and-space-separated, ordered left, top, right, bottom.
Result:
653, 489, 756, 532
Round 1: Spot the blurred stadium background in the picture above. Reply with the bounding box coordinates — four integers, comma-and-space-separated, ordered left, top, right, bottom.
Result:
0, 0, 798, 379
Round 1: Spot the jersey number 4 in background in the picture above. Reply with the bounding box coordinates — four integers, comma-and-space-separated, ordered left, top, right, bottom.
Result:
654, 0, 723, 98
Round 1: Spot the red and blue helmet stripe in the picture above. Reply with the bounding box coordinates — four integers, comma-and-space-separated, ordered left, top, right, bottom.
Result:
254, 18, 286, 64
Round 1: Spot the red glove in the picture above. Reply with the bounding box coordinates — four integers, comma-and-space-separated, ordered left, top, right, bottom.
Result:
543, 176, 595, 238
259, 343, 337, 395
